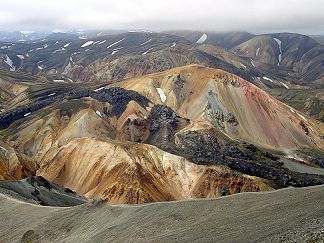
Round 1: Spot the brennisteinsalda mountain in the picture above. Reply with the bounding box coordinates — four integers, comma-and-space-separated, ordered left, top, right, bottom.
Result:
0, 29, 323, 243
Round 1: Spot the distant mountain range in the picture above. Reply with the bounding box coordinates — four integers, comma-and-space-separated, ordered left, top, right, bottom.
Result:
0, 30, 323, 120
0, 31, 322, 85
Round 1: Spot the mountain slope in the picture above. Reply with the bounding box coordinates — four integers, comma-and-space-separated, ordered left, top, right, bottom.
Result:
0, 176, 87, 206
37, 137, 273, 204
0, 70, 48, 111
0, 185, 323, 242
269, 88, 324, 122
115, 65, 324, 150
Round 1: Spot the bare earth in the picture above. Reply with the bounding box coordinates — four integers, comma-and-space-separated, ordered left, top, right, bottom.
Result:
0, 186, 323, 243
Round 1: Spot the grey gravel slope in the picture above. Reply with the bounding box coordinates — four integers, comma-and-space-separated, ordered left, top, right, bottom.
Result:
0, 176, 87, 206
0, 186, 323, 243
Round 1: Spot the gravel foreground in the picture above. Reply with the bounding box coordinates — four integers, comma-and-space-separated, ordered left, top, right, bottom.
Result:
0, 186, 323, 243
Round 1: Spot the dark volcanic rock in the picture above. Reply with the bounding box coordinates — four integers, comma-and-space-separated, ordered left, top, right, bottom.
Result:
91, 87, 150, 116
0, 87, 149, 129
146, 105, 324, 187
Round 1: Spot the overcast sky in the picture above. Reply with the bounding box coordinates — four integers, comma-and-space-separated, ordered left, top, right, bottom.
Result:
0, 0, 323, 34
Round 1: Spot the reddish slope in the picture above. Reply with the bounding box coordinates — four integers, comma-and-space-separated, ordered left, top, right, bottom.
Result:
114, 65, 324, 150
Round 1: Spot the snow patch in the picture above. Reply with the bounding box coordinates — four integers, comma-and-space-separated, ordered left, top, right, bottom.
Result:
81, 41, 94, 48
53, 79, 65, 83
94, 87, 106, 92
156, 88, 167, 102
4, 55, 15, 71
256, 48, 260, 57
263, 76, 273, 83
17, 55, 24, 60
106, 38, 125, 49
53, 47, 65, 53
196, 33, 207, 44
273, 38, 282, 66
20, 30, 34, 35
24, 112, 31, 117
35, 44, 48, 51
67, 78, 74, 83
240, 63, 246, 69
170, 42, 176, 48
111, 50, 118, 55
297, 112, 307, 122
111, 47, 123, 55
37, 65, 43, 70
96, 110, 102, 117
251, 60, 255, 67
140, 39, 152, 46
97, 32, 103, 36
142, 48, 153, 55
64, 42, 71, 47
280, 82, 289, 89
48, 93, 55, 97
98, 40, 107, 44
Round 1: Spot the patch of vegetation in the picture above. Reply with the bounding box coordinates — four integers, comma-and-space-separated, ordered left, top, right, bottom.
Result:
0, 129, 6, 136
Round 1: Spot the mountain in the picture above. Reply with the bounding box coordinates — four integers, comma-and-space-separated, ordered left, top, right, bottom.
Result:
232, 33, 324, 85
0, 65, 323, 204
0, 70, 48, 110
115, 65, 324, 150
0, 32, 191, 81
0, 32, 261, 103
0, 31, 274, 89
0, 31, 49, 42
166, 31, 255, 49
0, 83, 276, 203
0, 185, 323, 242
0, 29, 323, 206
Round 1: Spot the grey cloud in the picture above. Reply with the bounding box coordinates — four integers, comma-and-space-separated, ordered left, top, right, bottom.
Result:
0, 0, 323, 34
